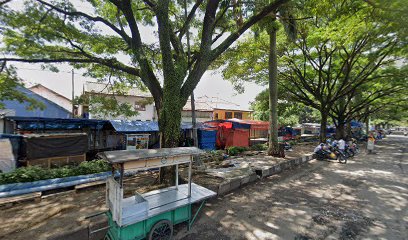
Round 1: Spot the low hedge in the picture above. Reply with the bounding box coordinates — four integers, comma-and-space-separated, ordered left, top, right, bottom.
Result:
0, 160, 110, 185
227, 146, 248, 156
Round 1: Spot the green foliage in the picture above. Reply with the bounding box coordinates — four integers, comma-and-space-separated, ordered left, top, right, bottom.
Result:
249, 144, 267, 151
220, 0, 407, 129
0, 160, 110, 184
250, 89, 320, 125
0, 63, 44, 110
227, 146, 248, 156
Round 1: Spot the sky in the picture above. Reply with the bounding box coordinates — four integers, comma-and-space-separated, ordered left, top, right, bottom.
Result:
16, 63, 264, 109
9, 2, 265, 109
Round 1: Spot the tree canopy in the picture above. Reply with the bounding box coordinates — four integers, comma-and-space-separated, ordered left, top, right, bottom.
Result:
218, 0, 407, 138
0, 0, 290, 147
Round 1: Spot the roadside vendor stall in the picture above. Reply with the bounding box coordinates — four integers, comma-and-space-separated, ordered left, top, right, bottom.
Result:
98, 147, 216, 240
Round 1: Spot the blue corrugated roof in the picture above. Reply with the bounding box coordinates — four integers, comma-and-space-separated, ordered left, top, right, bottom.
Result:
1, 86, 72, 118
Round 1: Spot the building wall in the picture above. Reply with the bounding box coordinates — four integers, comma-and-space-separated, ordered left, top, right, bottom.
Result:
213, 109, 252, 120
88, 95, 156, 121
1, 87, 72, 119
181, 110, 213, 123
29, 85, 72, 111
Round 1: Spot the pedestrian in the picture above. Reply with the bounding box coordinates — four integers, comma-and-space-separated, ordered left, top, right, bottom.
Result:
367, 134, 375, 154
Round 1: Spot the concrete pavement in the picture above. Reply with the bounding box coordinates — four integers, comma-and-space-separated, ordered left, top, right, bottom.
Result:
177, 135, 408, 240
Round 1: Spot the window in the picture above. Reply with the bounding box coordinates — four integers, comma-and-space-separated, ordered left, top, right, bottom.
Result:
214, 113, 219, 120
134, 102, 146, 111
225, 112, 233, 119
234, 112, 243, 119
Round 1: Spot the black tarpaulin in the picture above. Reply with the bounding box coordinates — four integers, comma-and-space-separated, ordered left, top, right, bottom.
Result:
24, 134, 88, 159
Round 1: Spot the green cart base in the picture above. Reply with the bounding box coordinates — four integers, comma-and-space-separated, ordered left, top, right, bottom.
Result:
106, 204, 191, 240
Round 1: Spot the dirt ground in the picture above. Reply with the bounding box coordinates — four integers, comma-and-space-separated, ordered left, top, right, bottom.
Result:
2, 138, 406, 240
0, 173, 160, 240
175, 135, 408, 240
0, 142, 314, 240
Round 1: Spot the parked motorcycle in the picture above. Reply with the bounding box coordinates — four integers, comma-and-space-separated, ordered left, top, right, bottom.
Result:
332, 146, 348, 164
315, 148, 338, 161
348, 142, 360, 156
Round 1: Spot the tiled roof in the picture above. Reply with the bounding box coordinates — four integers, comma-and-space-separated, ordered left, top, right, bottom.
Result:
183, 95, 252, 112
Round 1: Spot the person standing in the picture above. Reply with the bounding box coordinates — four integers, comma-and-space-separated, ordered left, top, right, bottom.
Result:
367, 134, 375, 154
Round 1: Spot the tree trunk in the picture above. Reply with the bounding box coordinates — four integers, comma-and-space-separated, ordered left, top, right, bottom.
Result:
267, 26, 279, 156
320, 111, 328, 142
336, 122, 345, 139
346, 120, 352, 138
158, 88, 183, 184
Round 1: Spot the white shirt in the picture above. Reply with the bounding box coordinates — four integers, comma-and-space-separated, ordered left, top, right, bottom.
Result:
338, 139, 345, 150
314, 145, 322, 153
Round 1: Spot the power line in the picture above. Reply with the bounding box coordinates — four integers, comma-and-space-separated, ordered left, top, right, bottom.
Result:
16, 67, 86, 76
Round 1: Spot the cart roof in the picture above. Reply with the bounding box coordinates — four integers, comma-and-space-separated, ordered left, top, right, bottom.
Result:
98, 147, 204, 164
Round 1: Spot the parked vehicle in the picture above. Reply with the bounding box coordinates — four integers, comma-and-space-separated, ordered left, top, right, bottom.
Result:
332, 146, 348, 164
315, 149, 336, 160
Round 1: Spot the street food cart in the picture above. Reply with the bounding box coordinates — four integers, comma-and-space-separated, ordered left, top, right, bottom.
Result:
98, 147, 216, 240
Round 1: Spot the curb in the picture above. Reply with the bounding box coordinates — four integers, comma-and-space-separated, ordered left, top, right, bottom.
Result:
216, 153, 314, 196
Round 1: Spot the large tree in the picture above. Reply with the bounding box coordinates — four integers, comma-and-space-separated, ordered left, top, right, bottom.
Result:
219, 0, 407, 141
0, 0, 289, 182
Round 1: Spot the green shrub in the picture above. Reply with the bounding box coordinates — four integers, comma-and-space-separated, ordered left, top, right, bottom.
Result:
249, 144, 267, 151
0, 160, 110, 185
227, 146, 248, 156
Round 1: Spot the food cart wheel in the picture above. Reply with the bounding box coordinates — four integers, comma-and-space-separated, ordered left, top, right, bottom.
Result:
148, 219, 173, 240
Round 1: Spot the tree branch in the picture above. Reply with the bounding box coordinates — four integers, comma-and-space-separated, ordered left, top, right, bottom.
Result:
178, 0, 204, 40
211, 0, 289, 60
35, 0, 131, 45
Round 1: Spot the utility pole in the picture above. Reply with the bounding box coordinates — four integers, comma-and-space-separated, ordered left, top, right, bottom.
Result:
184, 0, 198, 147
71, 69, 75, 117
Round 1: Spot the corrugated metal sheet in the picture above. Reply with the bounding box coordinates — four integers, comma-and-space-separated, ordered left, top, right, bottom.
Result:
1, 86, 72, 118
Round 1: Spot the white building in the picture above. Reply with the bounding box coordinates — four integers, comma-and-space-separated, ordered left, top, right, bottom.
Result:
81, 82, 157, 121
29, 84, 72, 112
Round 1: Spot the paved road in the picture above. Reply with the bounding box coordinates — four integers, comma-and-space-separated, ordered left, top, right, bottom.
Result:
176, 135, 408, 240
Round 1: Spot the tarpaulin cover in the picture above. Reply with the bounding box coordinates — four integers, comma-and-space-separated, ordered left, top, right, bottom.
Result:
225, 129, 250, 147
0, 134, 23, 159
216, 126, 249, 149
227, 118, 267, 130
109, 120, 197, 133
204, 120, 250, 129
350, 121, 364, 128
7, 117, 109, 130
23, 134, 88, 159
198, 129, 217, 150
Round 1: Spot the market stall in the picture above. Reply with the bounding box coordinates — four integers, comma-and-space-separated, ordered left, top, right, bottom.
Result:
98, 147, 216, 240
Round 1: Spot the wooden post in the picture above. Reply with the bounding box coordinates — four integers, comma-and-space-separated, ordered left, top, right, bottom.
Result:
119, 163, 124, 188
188, 156, 192, 198
175, 164, 179, 190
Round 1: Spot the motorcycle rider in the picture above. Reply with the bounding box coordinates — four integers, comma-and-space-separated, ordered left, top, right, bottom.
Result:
314, 143, 325, 154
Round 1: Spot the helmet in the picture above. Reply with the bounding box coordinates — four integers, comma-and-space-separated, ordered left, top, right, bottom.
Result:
326, 139, 332, 144
320, 143, 325, 146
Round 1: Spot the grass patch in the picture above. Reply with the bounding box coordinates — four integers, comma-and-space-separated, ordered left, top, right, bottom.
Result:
0, 160, 110, 185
